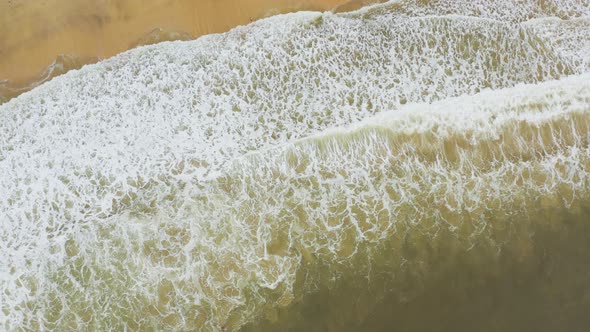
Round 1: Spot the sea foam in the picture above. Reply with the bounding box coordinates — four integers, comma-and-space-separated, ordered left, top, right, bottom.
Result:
1, 1, 590, 330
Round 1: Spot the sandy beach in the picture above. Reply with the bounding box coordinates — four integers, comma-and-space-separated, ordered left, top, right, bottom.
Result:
0, 0, 363, 101
3, 0, 590, 330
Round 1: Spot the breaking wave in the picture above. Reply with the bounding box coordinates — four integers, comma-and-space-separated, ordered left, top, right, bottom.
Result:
1, 0, 590, 330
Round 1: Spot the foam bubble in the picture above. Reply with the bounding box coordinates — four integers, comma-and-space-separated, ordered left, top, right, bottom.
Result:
19, 74, 590, 331
350, 0, 590, 22
1, 1, 590, 330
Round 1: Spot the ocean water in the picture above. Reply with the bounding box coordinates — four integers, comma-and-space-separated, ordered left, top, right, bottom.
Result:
1, 0, 590, 331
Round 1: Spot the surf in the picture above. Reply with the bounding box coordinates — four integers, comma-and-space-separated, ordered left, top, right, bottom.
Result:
1, 0, 590, 330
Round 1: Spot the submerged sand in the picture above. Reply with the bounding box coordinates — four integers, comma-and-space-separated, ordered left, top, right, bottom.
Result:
0, 0, 370, 102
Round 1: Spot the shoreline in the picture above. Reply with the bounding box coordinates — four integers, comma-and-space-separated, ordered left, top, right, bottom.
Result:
0, 0, 360, 89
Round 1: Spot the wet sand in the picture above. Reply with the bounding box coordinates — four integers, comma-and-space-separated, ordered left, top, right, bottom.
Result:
0, 0, 360, 103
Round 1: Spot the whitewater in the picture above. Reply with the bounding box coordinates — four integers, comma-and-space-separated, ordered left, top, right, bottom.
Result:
2, 0, 590, 330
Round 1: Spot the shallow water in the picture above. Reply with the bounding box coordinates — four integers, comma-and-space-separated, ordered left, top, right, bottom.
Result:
0, 0, 349, 103
243, 205, 590, 332
1, 0, 590, 331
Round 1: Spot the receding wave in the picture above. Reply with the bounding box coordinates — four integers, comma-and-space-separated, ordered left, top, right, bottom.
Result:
1, 0, 590, 331
348, 0, 590, 22
0, 54, 98, 105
